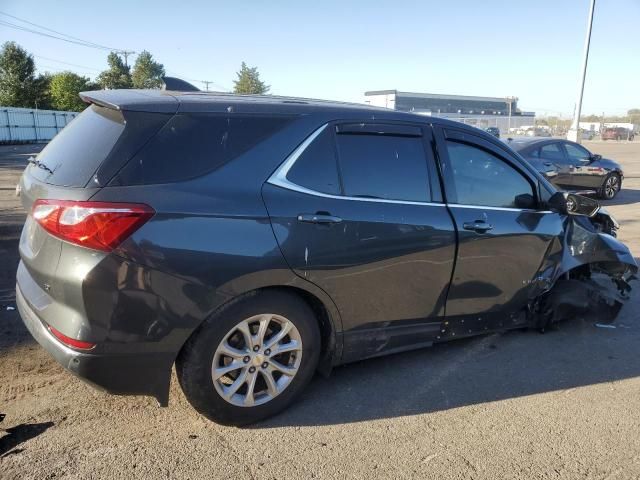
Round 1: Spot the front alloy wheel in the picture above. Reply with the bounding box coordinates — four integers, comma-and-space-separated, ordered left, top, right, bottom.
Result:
601, 174, 621, 200
212, 314, 303, 407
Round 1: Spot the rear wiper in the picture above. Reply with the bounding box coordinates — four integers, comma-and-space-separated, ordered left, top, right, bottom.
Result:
27, 157, 54, 175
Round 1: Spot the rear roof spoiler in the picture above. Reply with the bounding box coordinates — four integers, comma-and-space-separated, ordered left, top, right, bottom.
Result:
79, 89, 180, 114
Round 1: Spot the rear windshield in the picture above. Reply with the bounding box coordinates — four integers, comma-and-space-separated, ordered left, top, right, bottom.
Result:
32, 105, 126, 187
110, 114, 294, 185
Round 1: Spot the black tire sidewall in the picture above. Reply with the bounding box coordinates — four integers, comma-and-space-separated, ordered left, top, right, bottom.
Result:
177, 290, 321, 426
600, 173, 621, 200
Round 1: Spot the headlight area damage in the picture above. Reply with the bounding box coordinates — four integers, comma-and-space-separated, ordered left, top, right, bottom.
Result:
529, 210, 637, 330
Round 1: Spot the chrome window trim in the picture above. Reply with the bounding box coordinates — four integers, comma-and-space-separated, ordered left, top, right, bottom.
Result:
267, 124, 446, 208
267, 123, 554, 213
447, 203, 552, 214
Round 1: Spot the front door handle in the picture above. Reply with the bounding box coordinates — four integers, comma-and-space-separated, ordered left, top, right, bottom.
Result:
297, 213, 343, 225
463, 221, 493, 233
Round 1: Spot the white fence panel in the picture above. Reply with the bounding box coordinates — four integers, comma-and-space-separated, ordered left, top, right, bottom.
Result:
0, 106, 79, 143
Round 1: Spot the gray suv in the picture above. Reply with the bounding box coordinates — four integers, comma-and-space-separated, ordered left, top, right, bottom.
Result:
16, 86, 637, 425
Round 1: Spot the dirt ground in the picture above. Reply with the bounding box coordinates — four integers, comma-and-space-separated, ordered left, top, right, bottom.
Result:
1, 140, 639, 479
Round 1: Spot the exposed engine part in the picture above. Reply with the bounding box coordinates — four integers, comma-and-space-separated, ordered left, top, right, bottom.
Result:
531, 273, 631, 331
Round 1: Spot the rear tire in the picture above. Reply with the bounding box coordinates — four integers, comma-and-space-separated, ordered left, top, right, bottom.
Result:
176, 290, 320, 426
599, 173, 621, 200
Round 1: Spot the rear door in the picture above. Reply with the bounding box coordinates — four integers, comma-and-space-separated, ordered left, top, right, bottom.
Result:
434, 127, 562, 337
263, 121, 456, 361
537, 141, 574, 188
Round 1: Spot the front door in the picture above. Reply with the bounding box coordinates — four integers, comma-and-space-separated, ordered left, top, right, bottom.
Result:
434, 127, 563, 338
562, 141, 600, 190
263, 122, 456, 361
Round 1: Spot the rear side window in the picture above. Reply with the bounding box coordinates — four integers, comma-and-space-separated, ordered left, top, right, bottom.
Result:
445, 141, 534, 208
539, 143, 564, 161
33, 105, 125, 187
113, 114, 293, 185
335, 132, 431, 202
286, 127, 341, 195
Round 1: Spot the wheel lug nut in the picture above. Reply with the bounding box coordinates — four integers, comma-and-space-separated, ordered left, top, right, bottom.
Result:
243, 356, 250, 363
249, 366, 256, 373
261, 362, 268, 369
264, 349, 271, 356
253, 345, 260, 352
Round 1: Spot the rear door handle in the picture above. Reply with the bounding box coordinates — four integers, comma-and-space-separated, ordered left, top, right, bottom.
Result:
463, 221, 493, 233
297, 213, 343, 225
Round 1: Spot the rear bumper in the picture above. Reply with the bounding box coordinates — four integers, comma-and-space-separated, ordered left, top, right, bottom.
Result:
16, 283, 173, 406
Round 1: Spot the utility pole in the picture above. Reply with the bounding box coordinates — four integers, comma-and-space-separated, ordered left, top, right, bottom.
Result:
567, 0, 596, 143
202, 80, 213, 91
505, 96, 517, 133
119, 50, 136, 67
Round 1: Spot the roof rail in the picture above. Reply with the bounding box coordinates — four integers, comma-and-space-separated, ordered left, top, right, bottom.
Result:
161, 77, 200, 92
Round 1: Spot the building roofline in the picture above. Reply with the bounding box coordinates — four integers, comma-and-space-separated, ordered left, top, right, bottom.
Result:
364, 90, 513, 104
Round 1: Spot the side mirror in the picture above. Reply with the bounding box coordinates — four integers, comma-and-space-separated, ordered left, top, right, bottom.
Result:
547, 191, 600, 217
514, 193, 536, 209
547, 191, 568, 214
590, 153, 602, 162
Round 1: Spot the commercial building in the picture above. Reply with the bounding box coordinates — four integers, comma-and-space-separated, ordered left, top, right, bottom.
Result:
364, 90, 535, 133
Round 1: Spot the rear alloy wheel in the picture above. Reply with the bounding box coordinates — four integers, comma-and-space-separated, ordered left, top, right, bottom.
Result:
600, 173, 621, 200
177, 291, 320, 426
212, 314, 303, 407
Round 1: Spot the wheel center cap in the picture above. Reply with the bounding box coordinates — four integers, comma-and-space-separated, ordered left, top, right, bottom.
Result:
252, 354, 265, 366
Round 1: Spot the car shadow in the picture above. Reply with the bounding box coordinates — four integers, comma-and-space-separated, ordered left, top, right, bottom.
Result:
0, 421, 54, 457
599, 188, 640, 207
254, 304, 640, 428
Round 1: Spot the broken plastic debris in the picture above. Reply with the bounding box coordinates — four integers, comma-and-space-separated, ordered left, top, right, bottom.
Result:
595, 323, 616, 329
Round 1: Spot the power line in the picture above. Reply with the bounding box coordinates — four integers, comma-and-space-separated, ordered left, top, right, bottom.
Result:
0, 11, 124, 51
0, 19, 118, 51
33, 54, 101, 73
1, 11, 231, 91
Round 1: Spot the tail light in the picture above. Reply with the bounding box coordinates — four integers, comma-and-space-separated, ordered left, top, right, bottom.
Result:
32, 200, 154, 252
47, 324, 96, 350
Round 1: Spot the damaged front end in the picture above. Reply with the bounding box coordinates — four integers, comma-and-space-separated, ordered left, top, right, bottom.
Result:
529, 197, 637, 330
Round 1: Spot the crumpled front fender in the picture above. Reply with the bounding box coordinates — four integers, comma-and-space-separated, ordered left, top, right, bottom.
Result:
559, 215, 637, 277
530, 212, 637, 328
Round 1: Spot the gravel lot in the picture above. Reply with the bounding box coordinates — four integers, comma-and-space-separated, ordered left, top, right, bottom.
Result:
1, 140, 639, 479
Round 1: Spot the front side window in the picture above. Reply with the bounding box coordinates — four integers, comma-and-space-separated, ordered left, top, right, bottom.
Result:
335, 132, 431, 202
563, 142, 591, 163
445, 141, 534, 208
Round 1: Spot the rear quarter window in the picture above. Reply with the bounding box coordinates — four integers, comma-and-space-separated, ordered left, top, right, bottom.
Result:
111, 114, 294, 185
33, 105, 125, 187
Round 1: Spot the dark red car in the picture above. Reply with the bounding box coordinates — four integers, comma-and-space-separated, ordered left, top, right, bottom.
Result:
601, 127, 634, 141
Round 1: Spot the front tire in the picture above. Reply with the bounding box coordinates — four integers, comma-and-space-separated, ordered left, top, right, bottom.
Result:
176, 290, 320, 426
599, 173, 621, 200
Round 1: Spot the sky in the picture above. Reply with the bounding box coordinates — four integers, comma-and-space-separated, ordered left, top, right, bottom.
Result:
1, 0, 639, 117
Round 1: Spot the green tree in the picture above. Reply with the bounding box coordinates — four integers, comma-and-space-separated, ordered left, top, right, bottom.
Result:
0, 41, 38, 107
33, 72, 53, 110
233, 62, 269, 94
131, 50, 165, 89
49, 71, 94, 111
96, 52, 131, 89
582, 114, 601, 122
